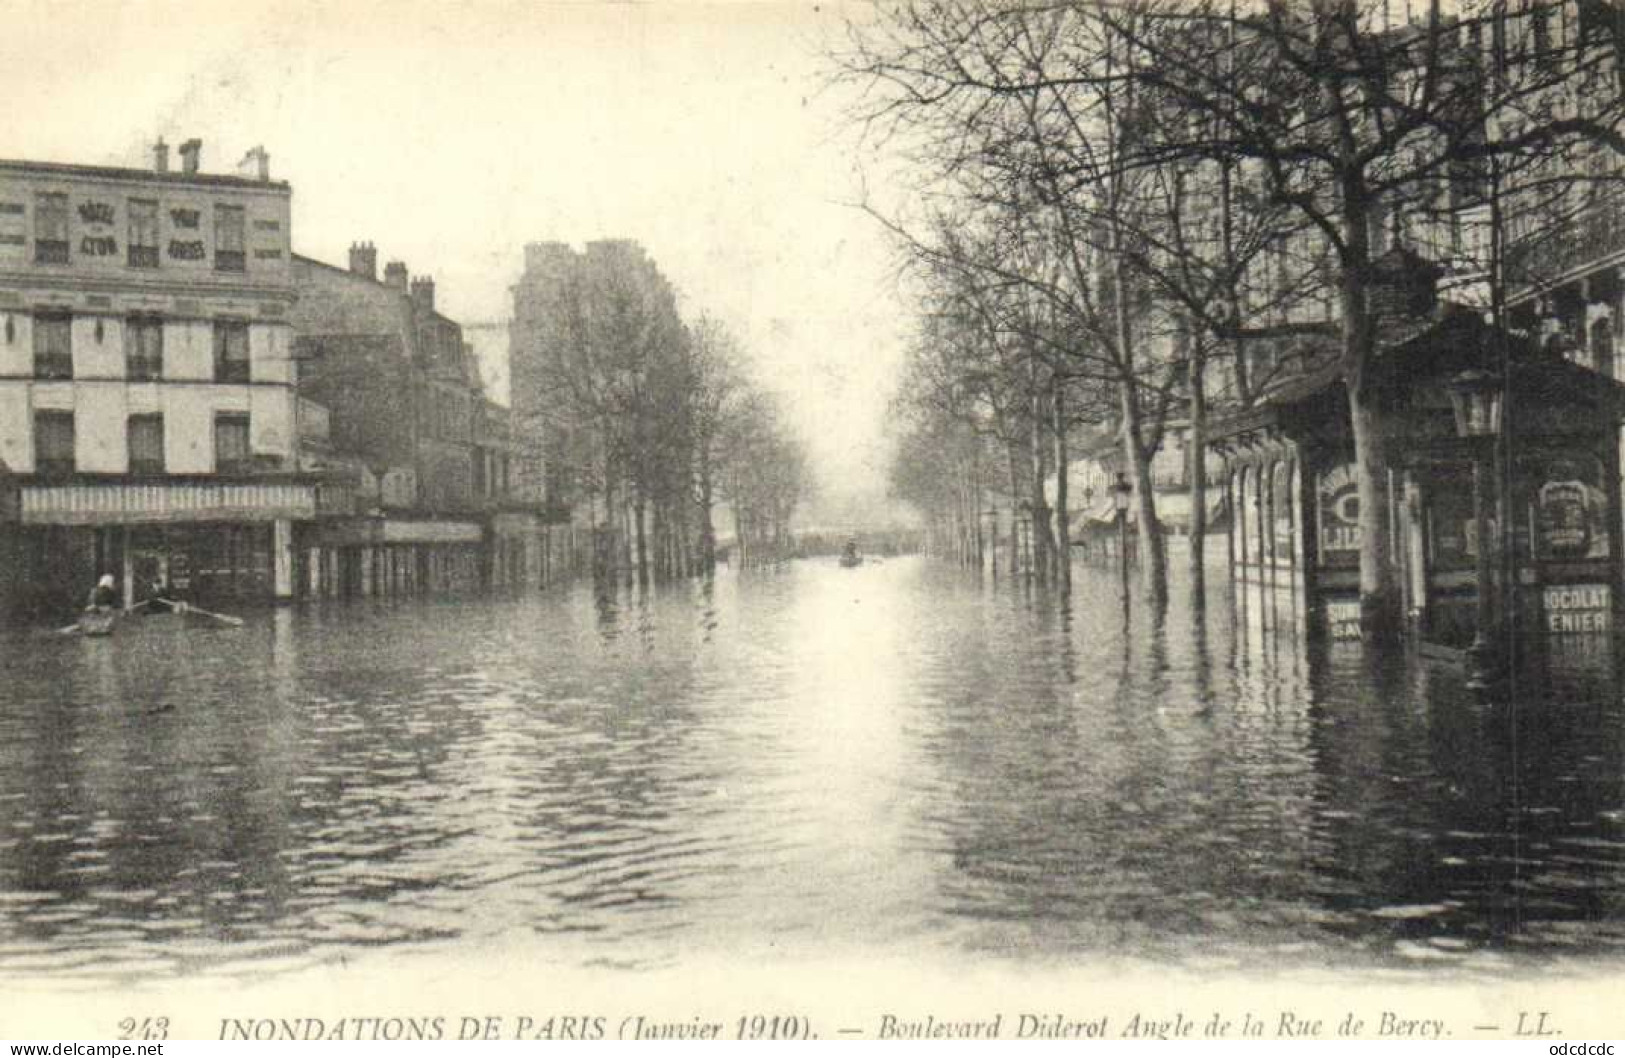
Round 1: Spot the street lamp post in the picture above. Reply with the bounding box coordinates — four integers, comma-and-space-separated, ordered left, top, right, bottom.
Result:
1114, 471, 1134, 602
1083, 486, 1095, 562
1447, 368, 1505, 692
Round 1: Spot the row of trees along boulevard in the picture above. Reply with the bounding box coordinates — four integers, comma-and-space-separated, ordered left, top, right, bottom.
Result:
510, 241, 810, 590
838, 0, 1625, 635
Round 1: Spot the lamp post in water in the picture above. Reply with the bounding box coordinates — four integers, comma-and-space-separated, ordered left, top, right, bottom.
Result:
1446, 368, 1505, 691
1114, 471, 1133, 603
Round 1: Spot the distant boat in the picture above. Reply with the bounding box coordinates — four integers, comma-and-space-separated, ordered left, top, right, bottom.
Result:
840, 541, 863, 568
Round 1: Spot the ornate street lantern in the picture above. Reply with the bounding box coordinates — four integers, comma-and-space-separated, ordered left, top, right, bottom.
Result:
1113, 471, 1133, 601
1113, 471, 1133, 512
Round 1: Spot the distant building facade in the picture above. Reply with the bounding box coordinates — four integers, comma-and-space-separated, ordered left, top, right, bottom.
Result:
288, 245, 542, 597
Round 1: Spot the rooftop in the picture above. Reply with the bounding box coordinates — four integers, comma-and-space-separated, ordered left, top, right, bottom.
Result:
0, 157, 289, 193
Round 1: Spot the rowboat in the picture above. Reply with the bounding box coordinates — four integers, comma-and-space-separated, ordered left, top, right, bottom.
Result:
62, 600, 243, 637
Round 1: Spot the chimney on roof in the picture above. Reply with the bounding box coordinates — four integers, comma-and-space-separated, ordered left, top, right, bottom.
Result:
152, 137, 169, 173
238, 145, 270, 182
410, 276, 436, 312
349, 241, 377, 280
179, 138, 202, 175
383, 260, 409, 291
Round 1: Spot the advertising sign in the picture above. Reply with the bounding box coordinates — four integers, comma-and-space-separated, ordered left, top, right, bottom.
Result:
1317, 463, 1360, 565
1544, 583, 1612, 634
1324, 597, 1362, 640
1536, 458, 1610, 560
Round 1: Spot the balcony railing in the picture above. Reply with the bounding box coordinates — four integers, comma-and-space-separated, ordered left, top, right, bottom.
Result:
1508, 198, 1625, 290
34, 353, 73, 380
126, 356, 162, 382
33, 240, 68, 265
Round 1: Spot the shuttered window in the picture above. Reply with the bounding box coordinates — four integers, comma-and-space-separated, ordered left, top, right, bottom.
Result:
34, 411, 75, 476
128, 199, 159, 268
214, 412, 251, 472
128, 414, 164, 475
213, 319, 250, 382
33, 312, 72, 379
125, 315, 163, 380
214, 204, 245, 272
33, 193, 68, 264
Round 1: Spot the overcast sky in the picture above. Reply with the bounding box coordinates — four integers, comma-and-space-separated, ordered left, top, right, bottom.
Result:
2, 0, 908, 521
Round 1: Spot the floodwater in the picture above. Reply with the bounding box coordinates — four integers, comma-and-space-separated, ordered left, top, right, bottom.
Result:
1, 555, 1623, 985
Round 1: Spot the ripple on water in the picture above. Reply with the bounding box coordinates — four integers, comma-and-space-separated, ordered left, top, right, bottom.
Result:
1, 558, 1624, 981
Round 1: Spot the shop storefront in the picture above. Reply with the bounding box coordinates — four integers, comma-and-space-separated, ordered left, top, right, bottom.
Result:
0, 477, 314, 617
297, 515, 486, 600
1211, 306, 1625, 648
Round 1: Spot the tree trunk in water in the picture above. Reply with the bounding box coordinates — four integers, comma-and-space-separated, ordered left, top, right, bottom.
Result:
699, 457, 717, 575
1187, 346, 1208, 611
1119, 388, 1168, 611
1029, 366, 1053, 585
622, 498, 636, 588
635, 491, 650, 587
1337, 168, 1400, 641
649, 498, 664, 584
1349, 386, 1399, 639
598, 476, 617, 591
1007, 452, 1022, 578
1052, 374, 1071, 594
1111, 231, 1167, 609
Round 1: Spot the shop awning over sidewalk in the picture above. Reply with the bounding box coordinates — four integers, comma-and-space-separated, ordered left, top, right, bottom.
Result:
1067, 490, 1226, 535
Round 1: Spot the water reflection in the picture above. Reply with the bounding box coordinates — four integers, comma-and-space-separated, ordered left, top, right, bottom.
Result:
0, 556, 1623, 982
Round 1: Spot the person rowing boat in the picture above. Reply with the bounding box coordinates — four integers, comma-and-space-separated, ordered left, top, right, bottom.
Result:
142, 578, 181, 615
74, 574, 121, 636
86, 574, 118, 612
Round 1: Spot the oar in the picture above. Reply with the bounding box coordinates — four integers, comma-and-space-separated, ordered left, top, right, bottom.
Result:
180, 602, 244, 627
56, 621, 81, 635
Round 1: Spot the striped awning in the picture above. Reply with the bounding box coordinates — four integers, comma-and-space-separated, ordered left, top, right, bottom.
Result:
15, 480, 316, 525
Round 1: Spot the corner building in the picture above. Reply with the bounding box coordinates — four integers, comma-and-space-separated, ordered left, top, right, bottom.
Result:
0, 141, 316, 616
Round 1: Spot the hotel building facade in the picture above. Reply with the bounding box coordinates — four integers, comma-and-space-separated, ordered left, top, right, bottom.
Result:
0, 141, 320, 616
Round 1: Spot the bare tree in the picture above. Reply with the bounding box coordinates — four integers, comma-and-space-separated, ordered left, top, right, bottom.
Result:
1098, 0, 1625, 636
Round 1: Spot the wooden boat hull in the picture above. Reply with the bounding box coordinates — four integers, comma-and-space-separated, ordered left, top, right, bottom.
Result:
78, 610, 119, 637
839, 555, 863, 568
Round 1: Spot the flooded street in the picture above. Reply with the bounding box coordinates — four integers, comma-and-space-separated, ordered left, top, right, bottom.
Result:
3, 556, 1625, 985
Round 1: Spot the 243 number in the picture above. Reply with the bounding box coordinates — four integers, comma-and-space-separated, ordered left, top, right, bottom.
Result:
117, 1017, 169, 1040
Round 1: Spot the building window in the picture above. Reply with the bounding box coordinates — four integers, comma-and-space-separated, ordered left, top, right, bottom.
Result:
34, 193, 68, 264
32, 312, 72, 379
213, 319, 250, 382
1531, 3, 1557, 70
214, 412, 251, 473
127, 414, 165, 475
33, 411, 75, 477
214, 204, 245, 272
125, 315, 163, 380
128, 199, 159, 269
